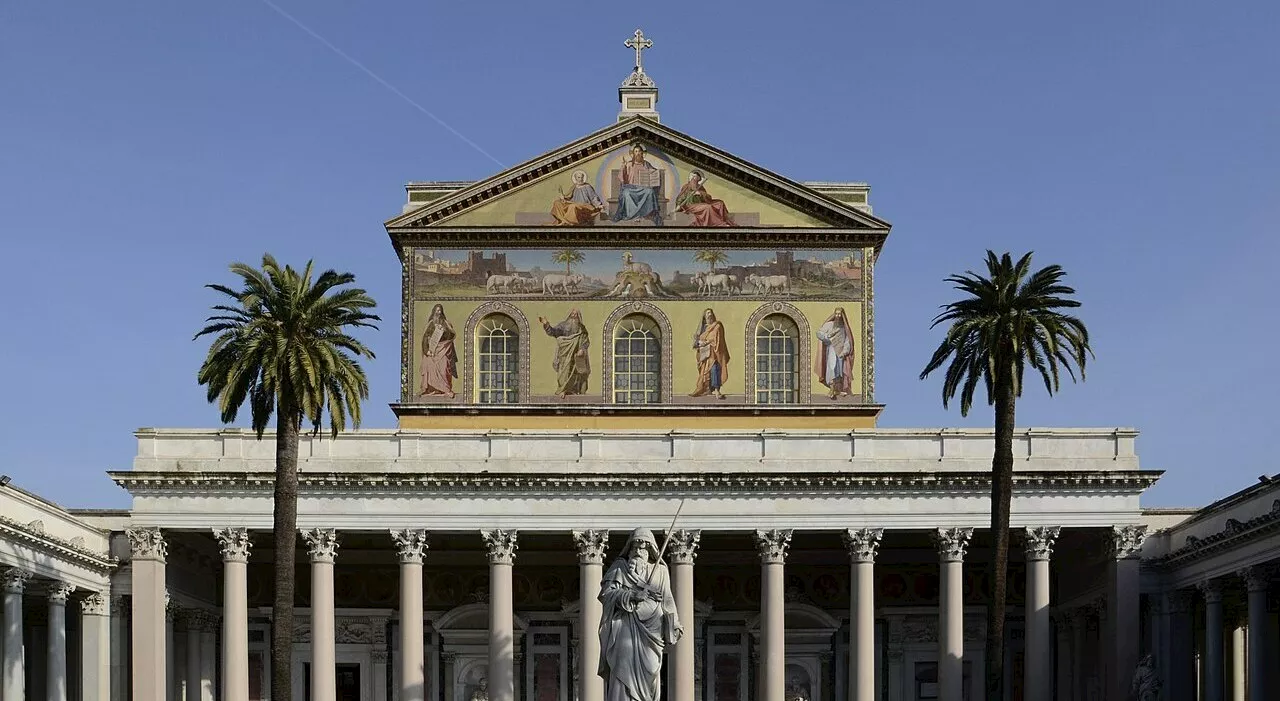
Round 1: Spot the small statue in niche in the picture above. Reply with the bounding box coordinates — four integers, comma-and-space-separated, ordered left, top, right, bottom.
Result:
784, 675, 809, 701
470, 679, 489, 701
1129, 654, 1161, 701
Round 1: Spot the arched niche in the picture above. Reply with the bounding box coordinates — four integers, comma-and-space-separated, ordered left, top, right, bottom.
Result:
463, 301, 532, 403
743, 302, 813, 404
600, 301, 674, 403
433, 603, 529, 701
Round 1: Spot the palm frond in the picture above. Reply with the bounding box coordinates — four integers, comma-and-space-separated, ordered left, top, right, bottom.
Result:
920, 250, 1093, 414
196, 254, 379, 438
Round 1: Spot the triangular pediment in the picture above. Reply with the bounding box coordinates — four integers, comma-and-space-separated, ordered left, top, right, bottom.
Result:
385, 117, 890, 242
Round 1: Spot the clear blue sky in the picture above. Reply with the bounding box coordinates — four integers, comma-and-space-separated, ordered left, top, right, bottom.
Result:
1, 1, 1276, 509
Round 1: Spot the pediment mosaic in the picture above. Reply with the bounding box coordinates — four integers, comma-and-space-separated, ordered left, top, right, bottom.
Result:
386, 120, 891, 234
430, 143, 827, 229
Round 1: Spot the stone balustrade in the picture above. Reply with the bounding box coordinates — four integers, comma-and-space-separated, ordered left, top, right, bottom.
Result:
130, 427, 1140, 475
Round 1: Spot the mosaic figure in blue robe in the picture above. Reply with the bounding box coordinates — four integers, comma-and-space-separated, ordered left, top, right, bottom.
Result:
612, 144, 664, 225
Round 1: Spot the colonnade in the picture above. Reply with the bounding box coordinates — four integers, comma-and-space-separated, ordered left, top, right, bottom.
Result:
107, 524, 1105, 701
0, 567, 111, 701
1149, 565, 1276, 701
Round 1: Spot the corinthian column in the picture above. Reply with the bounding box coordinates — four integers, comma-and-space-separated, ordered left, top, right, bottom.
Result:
572, 530, 609, 701
1106, 526, 1146, 701
482, 529, 519, 701
127, 527, 168, 701
932, 528, 972, 701
843, 528, 883, 701
1240, 566, 1271, 701
1024, 527, 1059, 701
185, 611, 201, 701
669, 530, 701, 701
46, 581, 76, 701
392, 529, 429, 701
1200, 579, 1225, 701
2, 568, 32, 701
213, 527, 252, 701
302, 528, 340, 701
1231, 619, 1245, 701
80, 592, 111, 701
755, 529, 792, 701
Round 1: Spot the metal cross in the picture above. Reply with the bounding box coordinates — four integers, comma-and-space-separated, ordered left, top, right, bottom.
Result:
625, 29, 653, 73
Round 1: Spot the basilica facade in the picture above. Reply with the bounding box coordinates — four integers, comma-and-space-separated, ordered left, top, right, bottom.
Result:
2, 32, 1277, 701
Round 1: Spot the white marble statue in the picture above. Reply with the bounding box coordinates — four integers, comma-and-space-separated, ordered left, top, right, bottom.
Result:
1130, 654, 1162, 701
598, 527, 683, 701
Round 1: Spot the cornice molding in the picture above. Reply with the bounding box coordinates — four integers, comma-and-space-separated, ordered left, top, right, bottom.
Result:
0, 515, 117, 573
109, 470, 1160, 497
1146, 499, 1280, 568
386, 227, 889, 252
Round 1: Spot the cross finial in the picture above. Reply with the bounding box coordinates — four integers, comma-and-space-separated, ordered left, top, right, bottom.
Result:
625, 29, 653, 74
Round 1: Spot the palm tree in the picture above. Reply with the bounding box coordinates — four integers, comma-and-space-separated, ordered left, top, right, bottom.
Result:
919, 251, 1091, 701
551, 248, 585, 275
195, 254, 378, 701
693, 249, 728, 272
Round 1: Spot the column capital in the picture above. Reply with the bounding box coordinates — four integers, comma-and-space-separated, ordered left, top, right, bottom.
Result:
754, 528, 793, 564
572, 529, 610, 565
213, 527, 252, 563
1107, 525, 1147, 560
126, 527, 167, 561
197, 610, 222, 633
1238, 565, 1271, 593
80, 591, 109, 616
301, 527, 340, 563
1, 567, 32, 594
481, 529, 519, 565
391, 529, 429, 564
1023, 526, 1060, 561
842, 527, 884, 563
48, 581, 76, 604
932, 527, 974, 563
372, 650, 390, 664
1198, 579, 1224, 603
668, 529, 701, 565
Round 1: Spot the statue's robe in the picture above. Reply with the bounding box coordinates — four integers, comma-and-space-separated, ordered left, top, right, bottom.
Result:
598, 557, 681, 701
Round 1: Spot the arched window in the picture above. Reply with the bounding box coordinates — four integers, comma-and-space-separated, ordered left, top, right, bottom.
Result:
476, 314, 519, 404
613, 315, 661, 404
755, 314, 799, 404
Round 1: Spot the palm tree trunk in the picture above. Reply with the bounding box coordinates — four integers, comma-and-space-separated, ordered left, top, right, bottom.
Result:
985, 373, 1016, 701
271, 404, 301, 701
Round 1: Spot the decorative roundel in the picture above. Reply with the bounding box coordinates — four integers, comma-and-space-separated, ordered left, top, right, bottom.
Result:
632, 301, 643, 311
773, 302, 783, 312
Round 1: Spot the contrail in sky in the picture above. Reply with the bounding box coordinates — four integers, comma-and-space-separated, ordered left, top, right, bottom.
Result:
258, 0, 507, 169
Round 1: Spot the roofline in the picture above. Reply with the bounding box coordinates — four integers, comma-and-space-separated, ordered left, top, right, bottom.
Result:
404, 180, 872, 189
1170, 473, 1280, 527
1, 474, 77, 514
